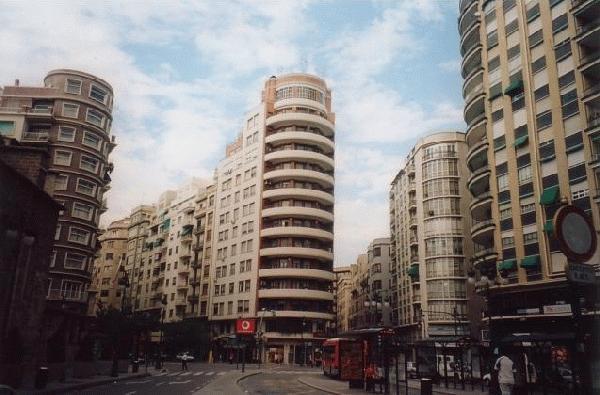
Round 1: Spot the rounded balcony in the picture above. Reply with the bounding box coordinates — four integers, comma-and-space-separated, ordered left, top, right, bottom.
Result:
472, 246, 498, 265
261, 226, 334, 241
460, 20, 481, 56
459, 0, 476, 15
259, 268, 335, 281
466, 115, 487, 147
462, 68, 483, 99
274, 97, 327, 112
266, 112, 334, 136
266, 131, 334, 153
470, 191, 493, 222
258, 288, 334, 301
264, 150, 334, 171
471, 220, 495, 245
464, 93, 486, 126
264, 168, 334, 188
467, 140, 488, 171
261, 310, 335, 321
461, 44, 482, 79
259, 246, 333, 261
468, 166, 490, 197
262, 187, 334, 205
459, 0, 478, 37
262, 206, 334, 223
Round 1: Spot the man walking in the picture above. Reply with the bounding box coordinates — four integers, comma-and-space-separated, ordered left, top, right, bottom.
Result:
181, 355, 188, 371
494, 348, 515, 395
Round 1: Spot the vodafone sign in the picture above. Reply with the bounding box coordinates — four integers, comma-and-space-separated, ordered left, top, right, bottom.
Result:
236, 318, 256, 334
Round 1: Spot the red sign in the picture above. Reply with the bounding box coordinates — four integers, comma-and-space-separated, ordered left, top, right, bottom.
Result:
236, 318, 256, 334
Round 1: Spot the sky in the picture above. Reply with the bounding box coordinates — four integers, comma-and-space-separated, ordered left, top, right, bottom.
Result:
1, 0, 466, 266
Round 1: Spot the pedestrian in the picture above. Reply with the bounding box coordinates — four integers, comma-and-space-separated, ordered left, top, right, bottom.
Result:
181, 355, 188, 371
494, 348, 515, 395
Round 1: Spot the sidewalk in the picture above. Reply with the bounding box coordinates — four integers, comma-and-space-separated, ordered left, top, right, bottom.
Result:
298, 374, 487, 395
17, 371, 151, 395
193, 369, 261, 395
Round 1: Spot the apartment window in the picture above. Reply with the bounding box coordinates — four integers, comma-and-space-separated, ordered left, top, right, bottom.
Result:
518, 165, 533, 185
552, 14, 568, 34
494, 135, 506, 151
229, 263, 235, 276
521, 202, 536, 214
531, 56, 546, 74
554, 40, 571, 61
64, 252, 86, 270
507, 44, 520, 60
80, 155, 99, 173
244, 280, 251, 292
526, 3, 540, 22
528, 30, 543, 48
497, 173, 509, 191
489, 82, 502, 100
65, 79, 82, 94
572, 189, 589, 200
558, 71, 575, 89
68, 227, 90, 245
565, 132, 583, 153
492, 109, 504, 123
561, 89, 579, 119
502, 236, 515, 248
61, 281, 82, 299
55, 174, 68, 190
72, 202, 94, 220
511, 93, 525, 111
539, 140, 555, 162
505, 19, 519, 35
238, 281, 244, 293
487, 30, 499, 49
524, 232, 538, 244
76, 178, 97, 196
82, 131, 101, 149
536, 111, 552, 131
89, 84, 108, 104
58, 126, 76, 142
503, 0, 516, 12
62, 103, 79, 118
534, 85, 550, 101
86, 108, 105, 127
500, 207, 512, 220
488, 56, 501, 72
54, 150, 72, 166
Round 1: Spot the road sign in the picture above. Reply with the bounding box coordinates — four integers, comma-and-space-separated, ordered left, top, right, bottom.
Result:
554, 205, 597, 262
565, 262, 596, 284
236, 318, 256, 334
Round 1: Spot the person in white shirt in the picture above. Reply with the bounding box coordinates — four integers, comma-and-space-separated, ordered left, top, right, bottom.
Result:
494, 349, 515, 395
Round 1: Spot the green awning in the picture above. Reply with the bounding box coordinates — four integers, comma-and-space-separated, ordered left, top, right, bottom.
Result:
407, 264, 419, 277
0, 120, 15, 135
504, 80, 524, 96
513, 135, 528, 148
520, 255, 540, 269
181, 226, 193, 236
540, 185, 560, 205
498, 259, 517, 271
543, 219, 554, 234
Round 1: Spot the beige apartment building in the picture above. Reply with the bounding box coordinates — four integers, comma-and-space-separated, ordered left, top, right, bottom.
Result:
89, 218, 130, 313
389, 132, 473, 342
333, 266, 352, 334
459, 0, 599, 389
210, 73, 336, 365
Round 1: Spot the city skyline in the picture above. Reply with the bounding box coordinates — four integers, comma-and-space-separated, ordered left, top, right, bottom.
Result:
0, 1, 466, 265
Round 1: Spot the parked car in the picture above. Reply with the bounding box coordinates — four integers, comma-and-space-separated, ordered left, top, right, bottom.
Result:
176, 352, 195, 361
406, 362, 417, 379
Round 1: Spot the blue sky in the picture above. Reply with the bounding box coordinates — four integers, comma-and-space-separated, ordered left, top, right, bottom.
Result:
1, 0, 465, 265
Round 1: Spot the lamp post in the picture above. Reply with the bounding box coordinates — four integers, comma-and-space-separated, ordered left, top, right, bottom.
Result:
257, 308, 276, 369
302, 318, 307, 366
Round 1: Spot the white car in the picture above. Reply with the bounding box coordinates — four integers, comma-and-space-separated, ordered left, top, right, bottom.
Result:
176, 352, 195, 361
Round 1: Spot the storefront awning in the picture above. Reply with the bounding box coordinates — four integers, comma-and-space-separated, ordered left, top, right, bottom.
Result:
513, 135, 528, 148
504, 79, 524, 96
539, 185, 559, 206
498, 259, 517, 271
520, 255, 540, 269
407, 264, 419, 277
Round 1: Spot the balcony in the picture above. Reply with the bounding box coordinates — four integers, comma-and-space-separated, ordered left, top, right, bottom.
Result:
463, 92, 486, 126
21, 130, 49, 142
460, 20, 481, 56
260, 226, 333, 241
264, 149, 334, 171
265, 131, 334, 153
575, 21, 600, 49
470, 191, 493, 221
258, 288, 334, 301
409, 217, 418, 228
259, 268, 335, 281
467, 139, 488, 171
471, 219, 495, 244
175, 298, 187, 307
571, 0, 599, 19
472, 245, 498, 262
259, 246, 333, 261
259, 310, 334, 320
468, 166, 490, 197
462, 68, 483, 100
262, 187, 334, 205
262, 206, 334, 223
466, 114, 487, 147
459, 0, 478, 37
579, 49, 600, 76
461, 45, 482, 79
47, 289, 87, 303
99, 198, 108, 213
266, 112, 334, 136
264, 168, 334, 188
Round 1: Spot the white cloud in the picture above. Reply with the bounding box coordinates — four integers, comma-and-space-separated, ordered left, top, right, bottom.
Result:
438, 59, 461, 73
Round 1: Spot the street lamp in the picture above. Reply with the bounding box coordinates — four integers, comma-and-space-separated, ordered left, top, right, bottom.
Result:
302, 318, 307, 366
257, 308, 276, 369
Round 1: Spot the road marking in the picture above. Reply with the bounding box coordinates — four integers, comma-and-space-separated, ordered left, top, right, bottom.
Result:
180, 372, 192, 376
169, 379, 191, 384
217, 371, 226, 375
205, 371, 214, 375
193, 371, 204, 375
156, 382, 166, 386
125, 392, 136, 395
168, 372, 180, 376
126, 380, 152, 384
157, 372, 169, 376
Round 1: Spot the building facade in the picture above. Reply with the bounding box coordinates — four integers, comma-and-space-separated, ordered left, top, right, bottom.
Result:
333, 266, 352, 334
459, 0, 599, 390
389, 132, 473, 342
366, 238, 392, 327
89, 218, 130, 314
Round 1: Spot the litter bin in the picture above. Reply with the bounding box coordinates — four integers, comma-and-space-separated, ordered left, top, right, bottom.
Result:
35, 367, 49, 389
420, 378, 432, 395
132, 361, 139, 373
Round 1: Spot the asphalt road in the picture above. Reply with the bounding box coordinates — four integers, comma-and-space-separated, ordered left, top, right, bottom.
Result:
66, 362, 240, 395
240, 370, 328, 395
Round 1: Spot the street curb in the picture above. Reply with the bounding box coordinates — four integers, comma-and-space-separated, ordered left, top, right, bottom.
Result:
23, 372, 151, 394
235, 371, 262, 385
297, 377, 342, 395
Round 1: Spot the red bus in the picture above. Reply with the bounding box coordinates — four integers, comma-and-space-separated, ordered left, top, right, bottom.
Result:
322, 338, 363, 380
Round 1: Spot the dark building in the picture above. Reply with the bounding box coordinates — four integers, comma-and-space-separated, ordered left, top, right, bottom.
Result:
0, 141, 61, 388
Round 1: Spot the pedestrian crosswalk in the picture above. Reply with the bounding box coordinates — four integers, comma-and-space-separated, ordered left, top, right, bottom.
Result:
156, 368, 322, 378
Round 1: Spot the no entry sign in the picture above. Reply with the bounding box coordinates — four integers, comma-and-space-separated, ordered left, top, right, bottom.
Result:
236, 318, 256, 334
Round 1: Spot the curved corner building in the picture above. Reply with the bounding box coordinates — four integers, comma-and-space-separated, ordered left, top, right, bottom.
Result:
259, 74, 336, 364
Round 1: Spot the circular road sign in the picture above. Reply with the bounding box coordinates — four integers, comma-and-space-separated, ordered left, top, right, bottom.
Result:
554, 205, 597, 262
